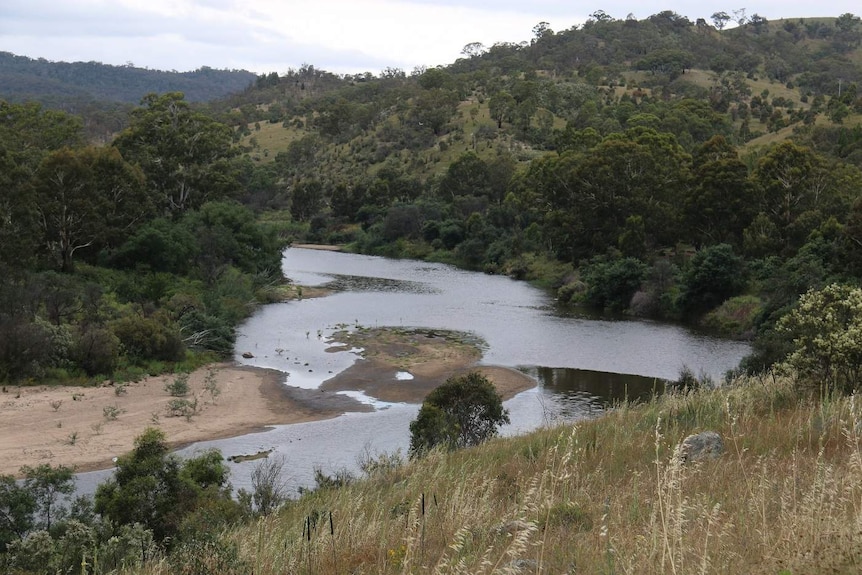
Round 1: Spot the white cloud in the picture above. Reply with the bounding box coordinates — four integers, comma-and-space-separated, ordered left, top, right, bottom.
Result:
1, 0, 859, 74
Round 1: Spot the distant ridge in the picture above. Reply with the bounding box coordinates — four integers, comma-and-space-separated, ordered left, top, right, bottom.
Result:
0, 52, 257, 104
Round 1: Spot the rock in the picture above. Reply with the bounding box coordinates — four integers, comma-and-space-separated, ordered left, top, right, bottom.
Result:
505, 559, 538, 573
679, 431, 724, 463
492, 519, 533, 536
242, 352, 254, 358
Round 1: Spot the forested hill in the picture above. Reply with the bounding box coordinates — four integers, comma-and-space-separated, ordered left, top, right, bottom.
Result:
0, 52, 256, 104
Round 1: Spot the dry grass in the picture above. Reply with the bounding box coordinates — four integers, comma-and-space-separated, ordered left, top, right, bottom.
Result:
139, 372, 862, 574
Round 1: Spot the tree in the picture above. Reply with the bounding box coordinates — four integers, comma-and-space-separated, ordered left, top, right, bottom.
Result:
489, 91, 516, 129
580, 257, 647, 312
248, 455, 289, 516
113, 92, 237, 213
778, 284, 862, 393
753, 142, 835, 251
20, 464, 75, 531
0, 101, 84, 269
679, 244, 747, 316
33, 146, 148, 271
461, 42, 486, 58
94, 428, 231, 543
0, 475, 36, 551
683, 136, 756, 247
711, 11, 730, 30
438, 151, 491, 201
409, 372, 509, 457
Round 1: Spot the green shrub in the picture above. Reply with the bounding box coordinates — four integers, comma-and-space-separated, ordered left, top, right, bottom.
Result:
73, 326, 121, 376
580, 257, 647, 312
409, 372, 510, 457
111, 312, 185, 363
702, 295, 763, 337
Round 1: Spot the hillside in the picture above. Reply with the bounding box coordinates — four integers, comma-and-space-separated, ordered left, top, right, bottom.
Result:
161, 372, 862, 574
218, 12, 862, 175
0, 52, 257, 104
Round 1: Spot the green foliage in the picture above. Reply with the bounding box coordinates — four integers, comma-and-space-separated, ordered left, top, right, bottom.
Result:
170, 533, 249, 575
0, 475, 35, 551
165, 372, 190, 397
409, 372, 510, 457
110, 311, 185, 364
20, 464, 75, 531
702, 295, 763, 337
778, 283, 862, 393
3, 520, 157, 575
579, 256, 648, 312
113, 92, 238, 213
73, 326, 121, 376
679, 244, 747, 316
94, 428, 233, 543
246, 455, 289, 516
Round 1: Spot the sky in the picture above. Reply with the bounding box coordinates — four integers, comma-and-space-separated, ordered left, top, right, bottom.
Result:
2, 0, 860, 76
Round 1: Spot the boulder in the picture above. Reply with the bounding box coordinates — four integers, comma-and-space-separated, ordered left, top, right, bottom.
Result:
679, 431, 724, 463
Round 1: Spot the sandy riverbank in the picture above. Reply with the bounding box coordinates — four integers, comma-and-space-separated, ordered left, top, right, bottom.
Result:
2, 327, 536, 478
0, 364, 370, 477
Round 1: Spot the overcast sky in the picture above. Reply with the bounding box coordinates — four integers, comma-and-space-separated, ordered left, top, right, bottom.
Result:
2, 0, 859, 75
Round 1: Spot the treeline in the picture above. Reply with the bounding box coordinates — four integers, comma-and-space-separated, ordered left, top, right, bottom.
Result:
0, 52, 256, 104
0, 95, 284, 385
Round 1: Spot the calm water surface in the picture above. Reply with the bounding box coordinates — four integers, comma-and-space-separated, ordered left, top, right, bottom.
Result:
76, 248, 749, 495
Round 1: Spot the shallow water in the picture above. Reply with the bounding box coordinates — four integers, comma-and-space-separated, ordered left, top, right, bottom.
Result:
74, 248, 749, 496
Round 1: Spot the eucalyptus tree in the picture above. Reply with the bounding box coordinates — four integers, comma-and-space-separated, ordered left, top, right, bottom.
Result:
113, 92, 238, 213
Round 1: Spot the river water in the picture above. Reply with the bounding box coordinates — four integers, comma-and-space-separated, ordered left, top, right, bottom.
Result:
75, 248, 749, 495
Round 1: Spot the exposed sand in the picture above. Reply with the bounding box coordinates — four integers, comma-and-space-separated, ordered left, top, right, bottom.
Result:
0, 364, 370, 478
1, 327, 536, 478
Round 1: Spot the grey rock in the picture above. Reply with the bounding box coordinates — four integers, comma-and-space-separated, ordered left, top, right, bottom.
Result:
505, 558, 538, 573
679, 431, 724, 463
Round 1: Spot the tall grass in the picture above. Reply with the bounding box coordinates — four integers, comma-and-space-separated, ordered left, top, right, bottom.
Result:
140, 371, 862, 574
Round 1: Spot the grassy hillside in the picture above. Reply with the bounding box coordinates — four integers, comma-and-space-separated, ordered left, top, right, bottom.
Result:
136, 372, 862, 574
229, 12, 862, 188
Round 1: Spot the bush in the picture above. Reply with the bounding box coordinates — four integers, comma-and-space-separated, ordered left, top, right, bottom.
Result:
111, 312, 185, 364
73, 326, 120, 376
778, 283, 862, 393
409, 372, 509, 457
579, 257, 647, 312
679, 243, 747, 316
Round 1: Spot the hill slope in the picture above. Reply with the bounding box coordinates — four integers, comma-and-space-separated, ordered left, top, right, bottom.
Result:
0, 51, 256, 104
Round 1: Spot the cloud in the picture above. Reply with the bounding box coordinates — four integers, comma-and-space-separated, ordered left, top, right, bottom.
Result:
2, 0, 860, 75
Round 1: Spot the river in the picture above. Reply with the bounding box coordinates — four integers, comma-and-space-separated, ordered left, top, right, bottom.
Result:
75, 248, 749, 495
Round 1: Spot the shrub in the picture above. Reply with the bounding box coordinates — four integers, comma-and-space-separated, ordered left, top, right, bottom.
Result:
778, 283, 862, 393
111, 312, 185, 363
73, 326, 120, 376
409, 372, 510, 457
679, 243, 747, 316
579, 257, 647, 312
165, 373, 190, 397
